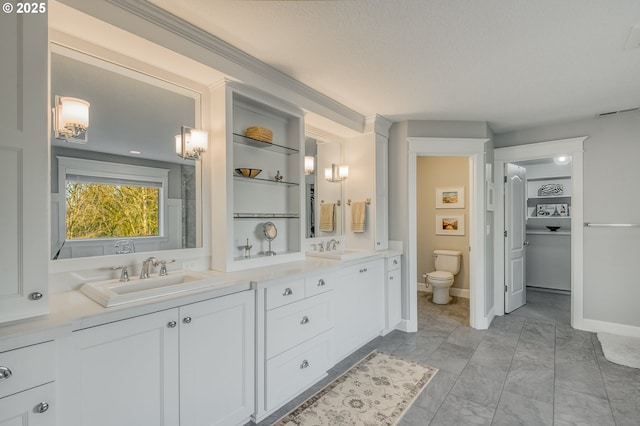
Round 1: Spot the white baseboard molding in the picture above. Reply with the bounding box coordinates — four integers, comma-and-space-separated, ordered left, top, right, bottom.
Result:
580, 318, 640, 339
397, 319, 416, 333
417, 282, 470, 299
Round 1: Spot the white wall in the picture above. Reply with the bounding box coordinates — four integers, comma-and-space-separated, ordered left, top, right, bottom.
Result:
495, 110, 640, 328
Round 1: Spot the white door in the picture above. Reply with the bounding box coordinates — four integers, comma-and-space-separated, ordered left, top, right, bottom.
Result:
505, 163, 527, 313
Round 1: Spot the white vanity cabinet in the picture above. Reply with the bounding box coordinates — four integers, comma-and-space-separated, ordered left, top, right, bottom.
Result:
0, 2, 49, 323
333, 258, 385, 361
0, 342, 56, 426
384, 255, 402, 334
255, 272, 335, 421
211, 81, 305, 272
61, 291, 254, 426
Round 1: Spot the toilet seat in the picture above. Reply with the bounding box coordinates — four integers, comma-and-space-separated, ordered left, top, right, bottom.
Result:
427, 271, 453, 281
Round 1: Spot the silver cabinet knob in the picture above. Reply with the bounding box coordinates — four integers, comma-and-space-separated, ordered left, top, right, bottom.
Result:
167, 321, 177, 328
524, 240, 530, 246
300, 360, 309, 369
359, 268, 368, 273
282, 288, 293, 296
35, 402, 49, 413
300, 316, 309, 325
30, 292, 43, 301
317, 279, 325, 287
389, 276, 394, 280
393, 259, 398, 265
0, 366, 12, 380
183, 317, 192, 324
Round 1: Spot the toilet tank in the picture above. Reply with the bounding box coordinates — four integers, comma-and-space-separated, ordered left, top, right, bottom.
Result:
434, 250, 461, 274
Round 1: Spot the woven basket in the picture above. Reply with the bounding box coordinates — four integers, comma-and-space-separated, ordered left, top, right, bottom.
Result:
246, 126, 273, 143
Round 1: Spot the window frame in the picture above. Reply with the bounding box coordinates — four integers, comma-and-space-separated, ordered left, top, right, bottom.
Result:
56, 156, 170, 247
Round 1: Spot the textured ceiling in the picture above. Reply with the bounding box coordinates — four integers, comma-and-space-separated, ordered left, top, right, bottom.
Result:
151, 0, 640, 133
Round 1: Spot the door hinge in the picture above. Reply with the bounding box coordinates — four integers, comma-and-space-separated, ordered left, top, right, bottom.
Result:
504, 175, 507, 183
504, 230, 508, 237
504, 285, 508, 292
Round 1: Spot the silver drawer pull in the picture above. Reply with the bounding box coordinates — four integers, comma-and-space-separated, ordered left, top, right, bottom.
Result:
30, 292, 44, 301
0, 366, 12, 380
167, 321, 177, 328
393, 259, 398, 265
300, 360, 309, 369
359, 268, 368, 273
317, 279, 325, 287
283, 288, 293, 296
183, 317, 192, 324
35, 402, 50, 413
300, 316, 310, 325
389, 276, 394, 280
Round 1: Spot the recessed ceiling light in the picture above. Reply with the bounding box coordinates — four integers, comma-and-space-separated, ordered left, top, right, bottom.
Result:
129, 150, 141, 155
554, 156, 571, 165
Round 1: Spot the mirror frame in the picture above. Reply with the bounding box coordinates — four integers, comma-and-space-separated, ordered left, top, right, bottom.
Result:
48, 30, 212, 275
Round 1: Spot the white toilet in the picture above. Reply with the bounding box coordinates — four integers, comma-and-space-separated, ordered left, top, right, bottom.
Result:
426, 250, 462, 304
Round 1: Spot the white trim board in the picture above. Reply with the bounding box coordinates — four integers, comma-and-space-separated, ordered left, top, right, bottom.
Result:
407, 137, 490, 331
494, 137, 586, 330
417, 283, 470, 299
584, 319, 640, 339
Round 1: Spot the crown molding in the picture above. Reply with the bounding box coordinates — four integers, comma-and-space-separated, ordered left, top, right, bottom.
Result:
59, 0, 365, 132
364, 114, 393, 138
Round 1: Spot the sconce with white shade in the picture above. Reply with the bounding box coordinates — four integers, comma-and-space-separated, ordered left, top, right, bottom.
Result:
175, 126, 208, 160
304, 156, 315, 175
325, 163, 349, 182
53, 96, 90, 143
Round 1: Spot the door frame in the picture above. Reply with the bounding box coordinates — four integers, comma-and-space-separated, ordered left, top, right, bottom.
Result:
408, 137, 489, 330
494, 137, 587, 329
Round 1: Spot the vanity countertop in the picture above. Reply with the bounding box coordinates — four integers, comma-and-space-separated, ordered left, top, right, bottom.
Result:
0, 249, 402, 352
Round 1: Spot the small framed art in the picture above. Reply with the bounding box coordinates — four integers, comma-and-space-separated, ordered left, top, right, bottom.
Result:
436, 215, 465, 236
435, 187, 465, 209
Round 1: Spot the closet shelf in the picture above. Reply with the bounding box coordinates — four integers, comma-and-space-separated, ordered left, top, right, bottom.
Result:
233, 213, 300, 219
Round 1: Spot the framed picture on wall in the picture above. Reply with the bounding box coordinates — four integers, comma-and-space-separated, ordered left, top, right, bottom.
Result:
436, 215, 465, 236
435, 186, 465, 208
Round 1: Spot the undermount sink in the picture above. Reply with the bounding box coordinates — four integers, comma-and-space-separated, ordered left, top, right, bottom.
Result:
305, 249, 373, 261
80, 270, 224, 307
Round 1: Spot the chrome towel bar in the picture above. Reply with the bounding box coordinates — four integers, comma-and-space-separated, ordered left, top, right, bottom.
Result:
584, 222, 640, 227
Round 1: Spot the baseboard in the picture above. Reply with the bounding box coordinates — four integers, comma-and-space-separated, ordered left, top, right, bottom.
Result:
580, 318, 640, 339
417, 282, 470, 299
397, 319, 416, 333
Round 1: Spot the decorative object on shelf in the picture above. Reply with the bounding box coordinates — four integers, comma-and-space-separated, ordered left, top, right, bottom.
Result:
245, 126, 273, 143
274, 170, 283, 182
538, 183, 564, 196
235, 168, 262, 178
263, 222, 278, 256
242, 238, 252, 258
325, 163, 349, 182
435, 186, 465, 209
304, 156, 315, 175
536, 204, 568, 217
435, 215, 465, 236
175, 125, 208, 160
546, 226, 561, 232
52, 96, 90, 143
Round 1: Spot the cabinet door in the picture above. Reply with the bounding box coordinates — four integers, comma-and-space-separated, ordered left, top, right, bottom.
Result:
0, 2, 49, 323
73, 310, 180, 426
179, 291, 255, 426
334, 260, 385, 361
0, 383, 55, 426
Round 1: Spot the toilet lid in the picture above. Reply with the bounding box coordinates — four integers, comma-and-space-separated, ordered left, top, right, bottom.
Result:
428, 271, 453, 280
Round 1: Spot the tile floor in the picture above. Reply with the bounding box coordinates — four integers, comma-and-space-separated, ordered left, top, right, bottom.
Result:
251, 289, 640, 425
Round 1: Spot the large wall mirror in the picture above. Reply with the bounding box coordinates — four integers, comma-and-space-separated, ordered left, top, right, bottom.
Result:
305, 137, 344, 239
50, 44, 203, 260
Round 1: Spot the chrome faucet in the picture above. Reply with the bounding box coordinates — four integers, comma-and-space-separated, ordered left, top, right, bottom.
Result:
327, 239, 339, 251
140, 257, 159, 279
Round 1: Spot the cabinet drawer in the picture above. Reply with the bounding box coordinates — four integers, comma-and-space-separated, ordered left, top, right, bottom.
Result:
266, 292, 332, 359
304, 272, 335, 298
387, 255, 401, 270
265, 278, 305, 310
0, 341, 55, 399
266, 330, 332, 410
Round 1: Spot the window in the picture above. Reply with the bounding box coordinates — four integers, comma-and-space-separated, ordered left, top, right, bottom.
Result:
56, 157, 169, 243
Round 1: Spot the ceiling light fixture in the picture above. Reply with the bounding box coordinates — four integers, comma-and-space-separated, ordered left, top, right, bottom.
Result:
325, 163, 348, 183
554, 155, 571, 165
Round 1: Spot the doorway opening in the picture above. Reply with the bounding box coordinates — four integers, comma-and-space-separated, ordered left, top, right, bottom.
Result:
494, 137, 586, 329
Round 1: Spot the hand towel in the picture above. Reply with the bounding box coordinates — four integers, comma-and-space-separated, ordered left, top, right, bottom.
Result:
351, 201, 366, 233
319, 203, 335, 232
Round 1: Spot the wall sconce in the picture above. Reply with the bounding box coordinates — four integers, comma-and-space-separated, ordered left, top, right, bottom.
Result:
53, 96, 90, 143
304, 156, 315, 175
175, 126, 208, 160
325, 163, 349, 182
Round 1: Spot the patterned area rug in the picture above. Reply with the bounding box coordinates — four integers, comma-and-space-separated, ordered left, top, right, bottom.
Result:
272, 351, 438, 426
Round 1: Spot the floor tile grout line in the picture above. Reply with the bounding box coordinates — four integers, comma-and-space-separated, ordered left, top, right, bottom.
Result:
590, 333, 618, 425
